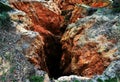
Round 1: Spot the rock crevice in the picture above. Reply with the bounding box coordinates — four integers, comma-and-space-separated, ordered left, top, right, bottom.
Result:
6, 0, 120, 80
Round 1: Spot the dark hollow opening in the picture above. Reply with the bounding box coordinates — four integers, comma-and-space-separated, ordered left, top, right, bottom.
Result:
43, 35, 63, 78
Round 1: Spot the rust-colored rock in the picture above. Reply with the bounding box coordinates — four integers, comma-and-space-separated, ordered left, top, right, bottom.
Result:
59, 0, 110, 8
61, 42, 110, 77
10, 1, 63, 78
11, 1, 64, 35
9, 0, 117, 78
60, 16, 119, 77
69, 5, 87, 23
53, 0, 111, 24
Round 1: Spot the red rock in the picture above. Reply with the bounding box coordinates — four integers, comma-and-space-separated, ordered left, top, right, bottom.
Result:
11, 1, 64, 35
60, 19, 113, 77
11, 1, 63, 77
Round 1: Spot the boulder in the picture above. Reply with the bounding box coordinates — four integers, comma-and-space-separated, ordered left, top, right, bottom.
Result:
60, 9, 120, 78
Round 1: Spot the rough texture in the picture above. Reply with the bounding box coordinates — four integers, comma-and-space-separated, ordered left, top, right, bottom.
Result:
56, 60, 120, 82
10, 1, 63, 78
60, 9, 120, 77
52, 0, 111, 24
1, 1, 120, 82
8, 9, 49, 72
0, 2, 50, 81
42, 0, 62, 15
0, 9, 36, 81
11, 1, 64, 35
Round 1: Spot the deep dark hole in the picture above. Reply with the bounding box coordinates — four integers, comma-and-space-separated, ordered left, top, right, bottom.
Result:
44, 35, 63, 78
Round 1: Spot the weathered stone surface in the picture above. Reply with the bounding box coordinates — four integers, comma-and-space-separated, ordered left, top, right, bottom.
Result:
10, 1, 63, 78
11, 1, 64, 35
91, 60, 120, 81
0, 10, 36, 81
60, 10, 120, 77
57, 60, 120, 82
42, 0, 61, 15
57, 75, 90, 82
8, 9, 48, 73
1, 1, 120, 82
0, 4, 51, 81
52, 0, 111, 24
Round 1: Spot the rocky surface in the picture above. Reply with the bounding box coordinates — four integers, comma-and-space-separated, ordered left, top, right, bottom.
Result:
0, 2, 51, 81
60, 7, 120, 79
0, 8, 36, 82
0, 0, 120, 82
11, 1, 64, 35
10, 1, 65, 78
0, 30, 35, 81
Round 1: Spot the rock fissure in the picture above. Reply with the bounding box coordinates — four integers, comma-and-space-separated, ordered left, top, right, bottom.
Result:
11, 1, 64, 78
9, 0, 120, 79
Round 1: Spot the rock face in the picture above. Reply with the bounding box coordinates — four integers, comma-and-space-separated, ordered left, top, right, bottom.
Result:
11, 1, 64, 35
0, 1, 62, 81
8, 8, 48, 72
0, 29, 35, 81
52, 0, 111, 24
1, 0, 120, 82
60, 11, 120, 77
10, 1, 64, 78
0, 8, 36, 81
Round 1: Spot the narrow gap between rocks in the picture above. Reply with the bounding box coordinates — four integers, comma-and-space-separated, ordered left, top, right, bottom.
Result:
43, 35, 63, 78
10, 1, 112, 79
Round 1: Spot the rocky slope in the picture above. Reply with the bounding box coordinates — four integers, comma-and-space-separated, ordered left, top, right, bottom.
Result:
0, 0, 120, 82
